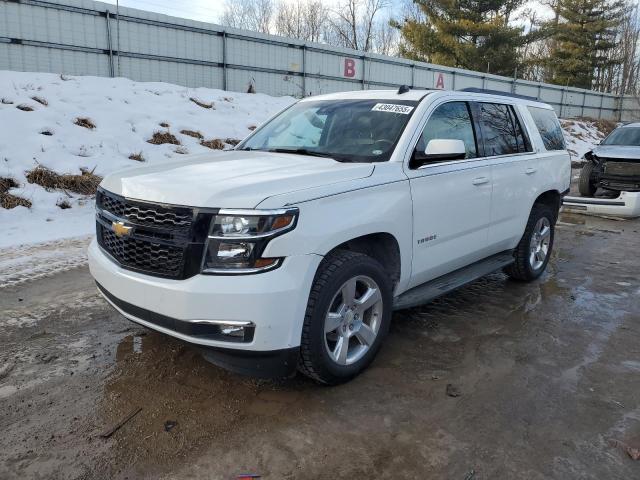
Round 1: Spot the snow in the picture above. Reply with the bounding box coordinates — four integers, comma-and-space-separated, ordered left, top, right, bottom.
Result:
0, 70, 607, 252
560, 118, 607, 162
0, 71, 294, 249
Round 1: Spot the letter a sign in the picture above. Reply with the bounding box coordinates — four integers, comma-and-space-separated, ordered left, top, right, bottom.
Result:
434, 72, 445, 89
344, 58, 356, 78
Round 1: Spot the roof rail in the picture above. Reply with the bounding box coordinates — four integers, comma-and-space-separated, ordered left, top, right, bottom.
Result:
397, 85, 435, 94
460, 87, 539, 102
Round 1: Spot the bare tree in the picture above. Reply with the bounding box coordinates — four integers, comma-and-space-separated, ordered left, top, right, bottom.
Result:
220, 0, 398, 55
275, 0, 330, 42
371, 20, 398, 56
220, 0, 275, 34
329, 0, 389, 52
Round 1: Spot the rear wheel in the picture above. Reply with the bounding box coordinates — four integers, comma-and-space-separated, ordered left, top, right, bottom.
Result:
578, 162, 597, 197
298, 250, 392, 385
504, 203, 555, 282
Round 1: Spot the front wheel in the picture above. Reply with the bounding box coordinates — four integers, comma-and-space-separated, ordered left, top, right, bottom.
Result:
504, 204, 556, 282
578, 162, 597, 197
298, 250, 392, 385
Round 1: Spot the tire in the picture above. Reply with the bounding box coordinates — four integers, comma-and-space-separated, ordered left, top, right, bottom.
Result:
578, 162, 597, 197
504, 203, 556, 282
298, 250, 393, 385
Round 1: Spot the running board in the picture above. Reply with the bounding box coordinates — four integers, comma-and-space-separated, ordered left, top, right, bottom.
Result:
392, 251, 515, 310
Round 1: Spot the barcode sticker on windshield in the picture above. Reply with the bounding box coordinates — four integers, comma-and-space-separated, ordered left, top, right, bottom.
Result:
371, 103, 414, 114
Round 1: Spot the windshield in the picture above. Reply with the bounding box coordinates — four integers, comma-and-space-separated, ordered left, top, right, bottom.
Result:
602, 127, 640, 146
239, 99, 419, 162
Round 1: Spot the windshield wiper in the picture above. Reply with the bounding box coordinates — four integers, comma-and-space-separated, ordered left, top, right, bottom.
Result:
267, 148, 336, 158
239, 147, 352, 162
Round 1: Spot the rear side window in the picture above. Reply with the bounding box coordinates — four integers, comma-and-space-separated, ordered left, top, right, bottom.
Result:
478, 103, 530, 156
528, 106, 565, 151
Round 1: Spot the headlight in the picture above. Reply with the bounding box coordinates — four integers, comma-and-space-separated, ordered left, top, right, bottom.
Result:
201, 208, 298, 274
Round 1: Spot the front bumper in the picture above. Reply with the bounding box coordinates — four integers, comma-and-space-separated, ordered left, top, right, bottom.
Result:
89, 238, 321, 357
562, 191, 640, 218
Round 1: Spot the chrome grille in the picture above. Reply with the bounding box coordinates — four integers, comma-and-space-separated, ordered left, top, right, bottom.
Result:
96, 189, 200, 279
97, 190, 193, 231
100, 227, 184, 277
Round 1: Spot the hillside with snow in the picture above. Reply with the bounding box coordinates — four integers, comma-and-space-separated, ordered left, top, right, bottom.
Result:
0, 71, 294, 248
0, 71, 608, 250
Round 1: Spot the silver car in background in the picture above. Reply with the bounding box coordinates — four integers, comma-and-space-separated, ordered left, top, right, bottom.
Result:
579, 123, 640, 196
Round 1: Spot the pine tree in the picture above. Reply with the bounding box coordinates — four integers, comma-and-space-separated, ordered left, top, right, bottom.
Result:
545, 0, 624, 89
397, 0, 531, 77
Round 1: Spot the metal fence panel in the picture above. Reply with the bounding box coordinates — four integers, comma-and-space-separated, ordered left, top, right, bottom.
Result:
0, 0, 637, 121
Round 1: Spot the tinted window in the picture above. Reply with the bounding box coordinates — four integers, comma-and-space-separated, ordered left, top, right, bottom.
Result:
528, 106, 565, 150
419, 102, 477, 159
479, 103, 530, 156
602, 127, 640, 146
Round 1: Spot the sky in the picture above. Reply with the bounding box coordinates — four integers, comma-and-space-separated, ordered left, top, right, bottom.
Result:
99, 0, 406, 24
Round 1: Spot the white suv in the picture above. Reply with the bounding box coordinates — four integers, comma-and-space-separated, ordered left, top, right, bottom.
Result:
89, 88, 570, 384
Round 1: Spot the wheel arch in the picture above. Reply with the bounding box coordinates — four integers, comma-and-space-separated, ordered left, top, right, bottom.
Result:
324, 232, 402, 292
533, 189, 561, 220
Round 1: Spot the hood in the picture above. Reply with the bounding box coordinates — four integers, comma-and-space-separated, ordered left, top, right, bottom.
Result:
592, 145, 640, 161
100, 150, 375, 208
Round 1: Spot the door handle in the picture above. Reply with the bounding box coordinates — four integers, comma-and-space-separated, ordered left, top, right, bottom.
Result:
525, 167, 537, 175
472, 177, 489, 185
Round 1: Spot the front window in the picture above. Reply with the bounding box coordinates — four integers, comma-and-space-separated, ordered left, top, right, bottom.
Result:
418, 102, 477, 159
602, 127, 640, 146
239, 99, 419, 162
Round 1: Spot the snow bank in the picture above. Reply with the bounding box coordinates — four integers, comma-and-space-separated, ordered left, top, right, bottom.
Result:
0, 70, 610, 249
560, 118, 610, 162
0, 71, 294, 248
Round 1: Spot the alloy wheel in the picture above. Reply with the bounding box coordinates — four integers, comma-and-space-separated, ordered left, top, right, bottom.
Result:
323, 275, 384, 366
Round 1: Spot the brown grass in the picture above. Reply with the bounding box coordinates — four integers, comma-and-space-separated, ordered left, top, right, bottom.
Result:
1, 193, 31, 209
40, 129, 53, 136
128, 152, 145, 162
224, 138, 241, 146
159, 122, 170, 128
1, 98, 13, 105
56, 198, 72, 209
200, 138, 225, 150
0, 177, 31, 209
174, 146, 189, 154
16, 104, 33, 112
180, 129, 203, 139
75, 117, 96, 129
147, 131, 180, 145
31, 96, 48, 106
248, 125, 257, 131
26, 166, 102, 195
575, 117, 618, 137
593, 118, 617, 136
189, 97, 214, 109
0, 177, 19, 193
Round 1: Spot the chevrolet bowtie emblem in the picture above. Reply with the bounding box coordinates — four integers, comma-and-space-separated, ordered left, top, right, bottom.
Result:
111, 221, 132, 237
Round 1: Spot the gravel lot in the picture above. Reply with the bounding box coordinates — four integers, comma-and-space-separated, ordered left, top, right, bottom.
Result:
1, 198, 639, 479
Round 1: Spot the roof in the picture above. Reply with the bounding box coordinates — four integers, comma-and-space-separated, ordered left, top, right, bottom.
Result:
300, 89, 432, 102
300, 87, 553, 109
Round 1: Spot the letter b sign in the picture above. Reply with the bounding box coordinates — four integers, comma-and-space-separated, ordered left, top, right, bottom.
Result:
343, 58, 356, 78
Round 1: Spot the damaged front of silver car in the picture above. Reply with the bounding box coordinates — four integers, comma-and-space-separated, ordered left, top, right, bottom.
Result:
579, 123, 640, 196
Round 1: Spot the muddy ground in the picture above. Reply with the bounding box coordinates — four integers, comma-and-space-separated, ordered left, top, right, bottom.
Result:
2, 204, 640, 479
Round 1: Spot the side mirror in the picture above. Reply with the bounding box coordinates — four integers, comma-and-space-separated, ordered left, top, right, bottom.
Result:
412, 139, 466, 168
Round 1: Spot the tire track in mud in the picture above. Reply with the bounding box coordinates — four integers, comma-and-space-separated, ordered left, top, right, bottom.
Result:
0, 236, 92, 289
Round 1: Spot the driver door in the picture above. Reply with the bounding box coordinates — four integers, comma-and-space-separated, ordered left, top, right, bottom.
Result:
405, 101, 493, 289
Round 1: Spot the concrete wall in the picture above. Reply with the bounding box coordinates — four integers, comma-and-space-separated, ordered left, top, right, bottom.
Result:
0, 0, 635, 121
